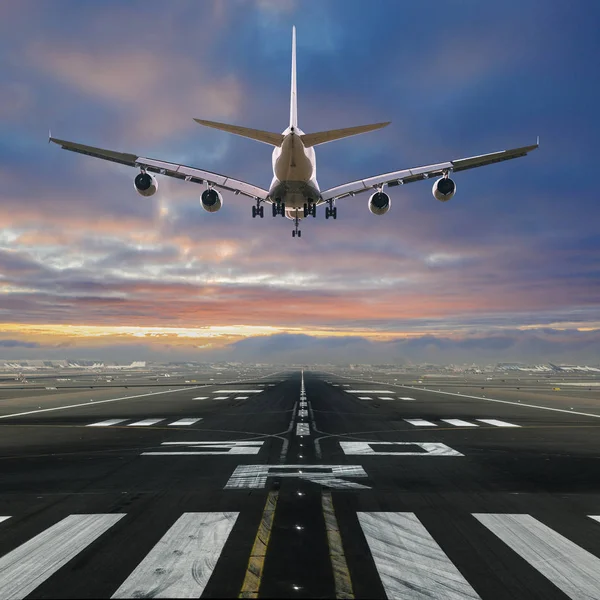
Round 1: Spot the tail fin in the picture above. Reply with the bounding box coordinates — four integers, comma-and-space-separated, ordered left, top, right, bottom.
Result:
290, 25, 298, 129
301, 122, 390, 147
193, 119, 284, 146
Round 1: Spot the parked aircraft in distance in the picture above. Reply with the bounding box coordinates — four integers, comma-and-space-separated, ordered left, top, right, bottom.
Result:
51, 27, 538, 238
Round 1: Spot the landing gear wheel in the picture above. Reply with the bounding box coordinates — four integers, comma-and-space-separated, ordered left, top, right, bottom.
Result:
259, 206, 264, 218
298, 230, 302, 238
332, 207, 337, 219
325, 208, 330, 219
280, 202, 286, 217
292, 230, 296, 238
272, 203, 277, 217
303, 203, 308, 218
252, 206, 257, 218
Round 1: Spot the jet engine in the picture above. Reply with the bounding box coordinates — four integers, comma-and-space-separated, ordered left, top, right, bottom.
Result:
134, 172, 158, 197
368, 191, 391, 215
432, 177, 456, 202
201, 188, 223, 212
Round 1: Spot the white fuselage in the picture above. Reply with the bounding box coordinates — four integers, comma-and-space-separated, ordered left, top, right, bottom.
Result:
269, 127, 320, 212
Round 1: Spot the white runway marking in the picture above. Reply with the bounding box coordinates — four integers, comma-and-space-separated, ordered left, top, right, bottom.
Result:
379, 396, 394, 400
347, 390, 394, 394
441, 419, 478, 427
400, 397, 416, 401
0, 386, 207, 420
168, 418, 201, 426
298, 409, 308, 417
112, 512, 238, 599
143, 441, 263, 456
341, 442, 463, 456
296, 423, 310, 436
476, 419, 520, 428
358, 396, 372, 400
87, 419, 127, 427
475, 513, 600, 599
225, 464, 370, 489
590, 516, 600, 524
0, 516, 10, 523
235, 396, 249, 400
127, 419, 163, 427
405, 419, 437, 427
214, 389, 262, 393
213, 397, 229, 401
192, 396, 208, 400
0, 513, 124, 600
358, 512, 480, 600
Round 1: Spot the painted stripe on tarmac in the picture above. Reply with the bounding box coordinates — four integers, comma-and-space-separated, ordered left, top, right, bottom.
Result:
322, 492, 354, 599
192, 396, 209, 400
214, 390, 262, 393
168, 418, 201, 426
87, 419, 127, 427
475, 513, 600, 599
358, 396, 372, 400
400, 397, 416, 401
476, 419, 520, 428
0, 516, 10, 523
213, 397, 229, 401
441, 419, 478, 427
235, 396, 249, 400
347, 390, 394, 394
0, 514, 124, 600
112, 512, 238, 599
127, 419, 163, 427
404, 419, 437, 427
296, 423, 310, 436
239, 492, 278, 598
358, 512, 480, 600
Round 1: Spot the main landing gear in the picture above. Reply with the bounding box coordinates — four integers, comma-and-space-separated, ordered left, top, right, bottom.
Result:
303, 201, 316, 218
251, 199, 264, 218
272, 199, 286, 217
325, 199, 337, 219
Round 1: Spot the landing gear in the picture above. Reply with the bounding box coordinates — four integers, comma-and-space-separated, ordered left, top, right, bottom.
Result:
325, 199, 337, 220
251, 199, 264, 218
291, 209, 301, 239
272, 199, 286, 217
303, 201, 316, 218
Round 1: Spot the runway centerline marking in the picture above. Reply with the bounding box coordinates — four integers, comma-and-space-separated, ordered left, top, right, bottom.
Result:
358, 512, 480, 599
0, 513, 125, 600
112, 512, 238, 599
296, 423, 310, 436
475, 513, 600, 599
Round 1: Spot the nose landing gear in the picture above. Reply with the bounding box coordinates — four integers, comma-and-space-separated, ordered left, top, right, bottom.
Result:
291, 209, 302, 239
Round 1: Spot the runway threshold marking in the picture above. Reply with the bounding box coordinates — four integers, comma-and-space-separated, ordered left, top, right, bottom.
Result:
143, 441, 263, 456
192, 396, 209, 400
404, 419, 437, 427
476, 419, 520, 428
127, 419, 163, 427
87, 419, 127, 427
112, 512, 238, 599
239, 491, 279, 598
0, 514, 125, 600
214, 390, 262, 394
168, 418, 201, 426
0, 516, 10, 523
322, 492, 354, 599
475, 513, 600, 599
358, 512, 480, 600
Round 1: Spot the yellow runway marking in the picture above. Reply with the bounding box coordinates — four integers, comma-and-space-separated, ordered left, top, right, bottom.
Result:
239, 491, 279, 598
322, 491, 354, 599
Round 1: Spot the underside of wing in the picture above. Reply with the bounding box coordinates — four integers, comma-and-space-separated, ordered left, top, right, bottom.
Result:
319, 141, 539, 202
50, 137, 269, 200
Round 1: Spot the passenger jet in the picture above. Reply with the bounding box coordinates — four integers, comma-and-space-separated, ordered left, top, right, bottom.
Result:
51, 27, 538, 238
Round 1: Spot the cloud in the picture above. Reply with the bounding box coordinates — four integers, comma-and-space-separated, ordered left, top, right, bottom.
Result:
0, 339, 40, 348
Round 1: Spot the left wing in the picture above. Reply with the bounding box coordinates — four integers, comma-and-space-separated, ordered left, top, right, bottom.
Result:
50, 137, 269, 200
319, 141, 539, 202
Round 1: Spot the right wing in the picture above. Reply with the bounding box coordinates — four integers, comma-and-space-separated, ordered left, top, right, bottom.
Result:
319, 141, 539, 202
50, 137, 269, 200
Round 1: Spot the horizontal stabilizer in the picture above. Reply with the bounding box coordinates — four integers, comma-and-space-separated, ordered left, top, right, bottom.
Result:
301, 122, 390, 147
194, 119, 284, 147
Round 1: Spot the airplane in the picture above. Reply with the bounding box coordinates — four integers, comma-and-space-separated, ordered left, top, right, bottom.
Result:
50, 27, 538, 239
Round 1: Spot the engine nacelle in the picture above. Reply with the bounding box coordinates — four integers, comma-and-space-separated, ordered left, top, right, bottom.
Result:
432, 176, 456, 202
134, 172, 158, 197
368, 191, 391, 215
201, 188, 223, 212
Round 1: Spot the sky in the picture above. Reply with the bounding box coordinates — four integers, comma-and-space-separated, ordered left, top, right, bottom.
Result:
0, 0, 599, 364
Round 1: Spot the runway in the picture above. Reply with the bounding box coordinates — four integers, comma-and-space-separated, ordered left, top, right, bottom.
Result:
1, 368, 600, 598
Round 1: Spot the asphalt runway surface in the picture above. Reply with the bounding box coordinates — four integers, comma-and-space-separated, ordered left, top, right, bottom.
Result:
1, 369, 600, 599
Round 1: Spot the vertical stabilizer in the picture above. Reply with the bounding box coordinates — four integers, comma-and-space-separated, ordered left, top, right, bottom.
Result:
290, 26, 298, 129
